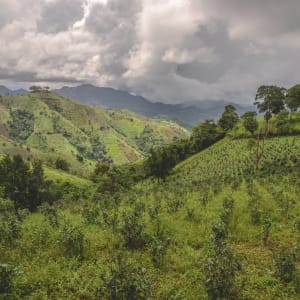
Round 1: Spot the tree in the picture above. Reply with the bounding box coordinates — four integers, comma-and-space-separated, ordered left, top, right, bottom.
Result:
191, 120, 222, 152
0, 155, 54, 211
274, 109, 289, 134
29, 86, 43, 93
285, 84, 300, 113
254, 86, 286, 132
218, 105, 239, 131
241, 111, 258, 135
145, 145, 178, 180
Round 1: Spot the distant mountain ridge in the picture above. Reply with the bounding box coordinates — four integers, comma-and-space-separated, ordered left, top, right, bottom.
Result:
54, 84, 253, 127
0, 85, 28, 95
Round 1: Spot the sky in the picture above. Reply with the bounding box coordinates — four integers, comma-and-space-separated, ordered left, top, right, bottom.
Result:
1, 0, 300, 104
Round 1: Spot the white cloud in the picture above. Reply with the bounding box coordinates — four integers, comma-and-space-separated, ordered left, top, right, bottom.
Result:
1, 0, 300, 103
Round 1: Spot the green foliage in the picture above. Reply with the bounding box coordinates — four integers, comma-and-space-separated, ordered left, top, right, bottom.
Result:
136, 125, 164, 153
204, 198, 241, 299
274, 109, 290, 133
0, 92, 188, 167
0, 155, 56, 211
55, 157, 70, 171
273, 249, 297, 283
254, 85, 286, 120
96, 254, 153, 300
191, 120, 223, 152
57, 223, 85, 259
262, 217, 272, 245
241, 111, 258, 134
218, 104, 239, 131
285, 84, 300, 112
145, 119, 222, 180
145, 144, 179, 180
119, 203, 148, 249
149, 219, 170, 267
40, 202, 59, 227
0, 264, 14, 295
7, 109, 34, 142
2, 103, 300, 299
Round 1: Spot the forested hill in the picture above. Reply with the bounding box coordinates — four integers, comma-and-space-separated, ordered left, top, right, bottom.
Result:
0, 90, 188, 172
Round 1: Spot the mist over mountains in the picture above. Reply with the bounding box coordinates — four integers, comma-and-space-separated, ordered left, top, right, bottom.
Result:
54, 84, 253, 127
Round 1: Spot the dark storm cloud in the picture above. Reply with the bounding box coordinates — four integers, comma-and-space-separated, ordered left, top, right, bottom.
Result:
1, 0, 300, 103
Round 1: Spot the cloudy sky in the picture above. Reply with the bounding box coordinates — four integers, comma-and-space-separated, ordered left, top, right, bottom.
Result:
1, 0, 300, 103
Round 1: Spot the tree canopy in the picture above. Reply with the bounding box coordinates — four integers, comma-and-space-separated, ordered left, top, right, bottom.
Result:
285, 84, 300, 112
218, 105, 239, 132
241, 111, 258, 135
254, 85, 286, 121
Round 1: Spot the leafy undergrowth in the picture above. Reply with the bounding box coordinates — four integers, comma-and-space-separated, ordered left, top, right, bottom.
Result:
1, 137, 300, 299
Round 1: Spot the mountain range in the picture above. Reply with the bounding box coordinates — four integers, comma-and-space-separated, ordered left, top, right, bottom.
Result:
0, 85, 28, 96
54, 84, 253, 127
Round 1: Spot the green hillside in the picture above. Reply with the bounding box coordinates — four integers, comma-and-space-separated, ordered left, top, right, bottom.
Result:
0, 91, 188, 171
2, 91, 300, 299
2, 134, 300, 299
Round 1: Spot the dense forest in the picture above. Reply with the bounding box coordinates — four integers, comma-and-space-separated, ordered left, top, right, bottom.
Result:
1, 84, 300, 299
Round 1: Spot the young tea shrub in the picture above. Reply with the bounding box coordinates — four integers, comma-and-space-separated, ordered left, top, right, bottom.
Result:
149, 219, 170, 267
273, 249, 296, 283
40, 203, 59, 227
204, 223, 242, 300
0, 264, 14, 294
96, 255, 153, 300
57, 223, 85, 259
119, 203, 148, 249
81, 203, 100, 225
262, 217, 272, 245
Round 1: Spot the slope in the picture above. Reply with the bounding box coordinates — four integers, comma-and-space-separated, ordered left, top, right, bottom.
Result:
2, 134, 300, 299
0, 91, 188, 171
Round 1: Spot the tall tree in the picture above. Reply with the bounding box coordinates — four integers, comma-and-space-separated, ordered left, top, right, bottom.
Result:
254, 85, 286, 131
285, 84, 300, 113
218, 105, 239, 132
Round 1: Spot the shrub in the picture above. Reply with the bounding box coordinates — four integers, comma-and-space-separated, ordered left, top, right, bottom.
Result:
0, 264, 14, 294
119, 203, 148, 249
273, 249, 296, 283
96, 254, 153, 300
55, 158, 70, 171
204, 222, 242, 300
57, 223, 85, 259
262, 217, 272, 245
40, 203, 59, 227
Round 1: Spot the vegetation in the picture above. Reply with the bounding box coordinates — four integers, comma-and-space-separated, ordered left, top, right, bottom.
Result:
1, 84, 300, 299
0, 91, 188, 172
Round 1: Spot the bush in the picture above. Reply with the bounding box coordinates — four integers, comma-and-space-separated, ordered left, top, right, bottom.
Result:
119, 203, 148, 249
40, 203, 59, 227
0, 264, 14, 294
57, 223, 85, 259
204, 222, 242, 300
273, 249, 296, 283
55, 158, 70, 171
96, 254, 153, 300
